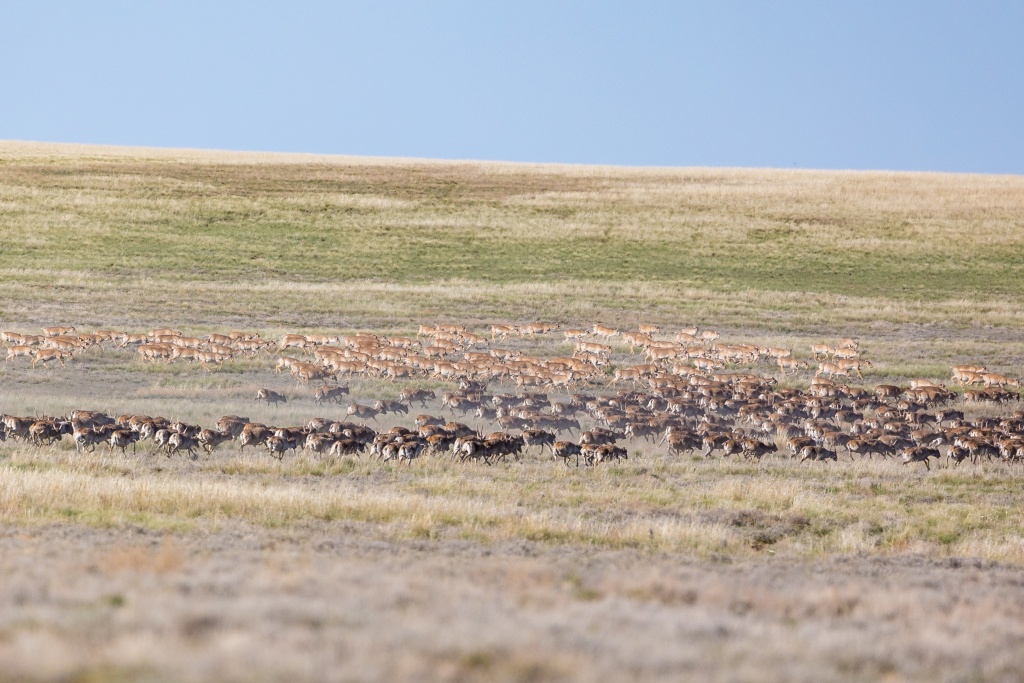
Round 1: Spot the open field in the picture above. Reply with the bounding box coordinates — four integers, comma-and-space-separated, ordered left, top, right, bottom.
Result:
4, 526, 1024, 683
2, 142, 1024, 682
2, 141, 1024, 332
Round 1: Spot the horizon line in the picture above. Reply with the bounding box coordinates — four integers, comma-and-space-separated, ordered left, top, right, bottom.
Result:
1, 139, 1018, 179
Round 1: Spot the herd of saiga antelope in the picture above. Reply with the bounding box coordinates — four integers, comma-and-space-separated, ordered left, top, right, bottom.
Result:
2, 323, 1023, 469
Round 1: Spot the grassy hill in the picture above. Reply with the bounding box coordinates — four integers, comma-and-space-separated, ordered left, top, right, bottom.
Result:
2, 141, 1023, 332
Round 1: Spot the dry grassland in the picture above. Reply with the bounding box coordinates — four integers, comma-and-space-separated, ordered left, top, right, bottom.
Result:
3, 443, 1024, 563
2, 142, 1024, 682
3, 526, 1024, 683
2, 141, 1023, 332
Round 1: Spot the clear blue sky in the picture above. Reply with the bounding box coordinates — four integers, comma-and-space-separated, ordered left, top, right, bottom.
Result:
3, 1, 1022, 173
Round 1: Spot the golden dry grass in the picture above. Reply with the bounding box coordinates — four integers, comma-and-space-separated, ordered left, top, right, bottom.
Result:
3, 442, 1024, 564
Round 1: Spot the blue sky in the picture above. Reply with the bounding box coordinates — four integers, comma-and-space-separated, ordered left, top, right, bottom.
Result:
2, 1, 1022, 173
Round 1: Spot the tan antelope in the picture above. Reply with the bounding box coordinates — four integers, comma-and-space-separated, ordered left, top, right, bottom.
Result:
620, 332, 653, 352
592, 324, 618, 340
648, 376, 684, 392
237, 338, 272, 356
490, 324, 516, 340
207, 333, 234, 346
645, 345, 681, 363
611, 366, 645, 385
777, 358, 808, 375
952, 364, 986, 374
341, 335, 372, 350
461, 332, 487, 347
149, 328, 182, 338
384, 364, 413, 381
576, 341, 612, 356
312, 347, 343, 364
274, 356, 300, 374
547, 372, 576, 390
171, 336, 205, 349
836, 358, 872, 379
419, 345, 445, 359
637, 323, 661, 336
277, 334, 309, 352
31, 349, 69, 369
515, 373, 546, 388
13, 334, 44, 346
699, 329, 720, 344
388, 336, 418, 349
77, 333, 107, 348
981, 373, 1021, 388
693, 357, 724, 373
952, 365, 987, 385
323, 358, 364, 377
520, 322, 556, 335
375, 347, 407, 363
5, 345, 34, 362
810, 344, 836, 360
170, 347, 199, 363
488, 347, 519, 361
41, 326, 75, 337
831, 347, 860, 361
432, 361, 461, 381
955, 371, 986, 387
815, 362, 850, 380
562, 329, 588, 341
716, 345, 757, 364
432, 330, 462, 345
197, 351, 230, 368
344, 348, 373, 362
293, 364, 334, 384
304, 333, 334, 346
118, 333, 149, 348
50, 334, 85, 349
138, 343, 173, 363
670, 362, 698, 377
206, 343, 235, 356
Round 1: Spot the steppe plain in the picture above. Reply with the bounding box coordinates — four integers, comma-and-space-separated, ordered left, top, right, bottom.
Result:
2, 141, 1024, 682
